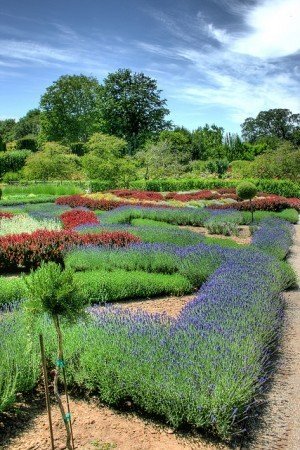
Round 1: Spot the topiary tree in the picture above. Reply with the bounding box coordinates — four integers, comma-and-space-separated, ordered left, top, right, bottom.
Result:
236, 181, 258, 222
24, 262, 88, 450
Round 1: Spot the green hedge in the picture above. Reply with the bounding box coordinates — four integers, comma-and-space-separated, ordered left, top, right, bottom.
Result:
0, 151, 32, 177
129, 178, 300, 198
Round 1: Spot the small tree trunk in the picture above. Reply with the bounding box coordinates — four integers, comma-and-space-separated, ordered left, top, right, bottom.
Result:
53, 315, 73, 450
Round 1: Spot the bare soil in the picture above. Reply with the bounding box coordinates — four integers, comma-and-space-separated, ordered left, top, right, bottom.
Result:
181, 225, 251, 245
1, 395, 228, 450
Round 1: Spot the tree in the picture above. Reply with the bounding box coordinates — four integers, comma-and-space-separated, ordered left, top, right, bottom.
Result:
84, 132, 127, 157
99, 68, 171, 152
205, 159, 229, 178
0, 119, 16, 143
23, 142, 80, 180
241, 108, 300, 143
223, 133, 245, 161
40, 75, 102, 143
136, 141, 185, 180
82, 133, 136, 185
191, 124, 225, 160
236, 182, 258, 222
14, 109, 41, 139
158, 128, 192, 164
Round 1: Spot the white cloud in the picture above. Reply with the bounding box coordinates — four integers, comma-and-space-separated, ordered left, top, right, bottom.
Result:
232, 0, 300, 58
0, 40, 76, 63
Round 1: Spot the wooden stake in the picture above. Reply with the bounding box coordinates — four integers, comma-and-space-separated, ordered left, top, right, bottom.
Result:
39, 333, 55, 450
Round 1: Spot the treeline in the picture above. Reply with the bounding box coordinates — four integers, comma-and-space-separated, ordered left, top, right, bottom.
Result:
0, 69, 299, 183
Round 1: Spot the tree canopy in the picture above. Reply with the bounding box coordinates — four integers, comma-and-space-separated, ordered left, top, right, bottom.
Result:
99, 68, 171, 152
241, 108, 300, 144
39, 74, 102, 143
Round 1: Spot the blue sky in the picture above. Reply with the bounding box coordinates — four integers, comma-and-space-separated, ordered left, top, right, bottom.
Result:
0, 0, 299, 133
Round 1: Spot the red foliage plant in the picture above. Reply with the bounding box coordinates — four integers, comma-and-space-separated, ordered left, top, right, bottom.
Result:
0, 212, 14, 219
60, 209, 99, 229
0, 229, 140, 272
56, 195, 173, 210
209, 196, 300, 212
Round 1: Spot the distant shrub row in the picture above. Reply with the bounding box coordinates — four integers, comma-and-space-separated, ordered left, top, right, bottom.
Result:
128, 178, 300, 198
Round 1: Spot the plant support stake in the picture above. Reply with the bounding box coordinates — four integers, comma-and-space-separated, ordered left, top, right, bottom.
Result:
39, 333, 55, 450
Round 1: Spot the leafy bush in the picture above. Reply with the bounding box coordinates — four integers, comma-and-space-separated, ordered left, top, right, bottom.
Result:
0, 229, 140, 272
0, 276, 25, 307
242, 209, 299, 225
0, 150, 31, 177
15, 136, 38, 152
236, 182, 258, 200
60, 209, 99, 229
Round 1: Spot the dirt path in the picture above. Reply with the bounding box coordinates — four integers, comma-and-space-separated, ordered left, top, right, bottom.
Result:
1, 396, 228, 450
244, 223, 300, 449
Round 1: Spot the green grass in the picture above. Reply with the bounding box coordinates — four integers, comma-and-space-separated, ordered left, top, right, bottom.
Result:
242, 208, 299, 224
0, 277, 25, 307
131, 218, 177, 228
2, 181, 85, 197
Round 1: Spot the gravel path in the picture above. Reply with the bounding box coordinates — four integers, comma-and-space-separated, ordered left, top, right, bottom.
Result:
243, 223, 300, 449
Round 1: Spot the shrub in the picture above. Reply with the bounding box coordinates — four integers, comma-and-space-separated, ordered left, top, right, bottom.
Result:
60, 209, 99, 229
0, 211, 13, 219
0, 229, 140, 272
15, 136, 38, 152
236, 182, 258, 201
110, 189, 164, 201
0, 276, 25, 307
129, 178, 300, 198
0, 150, 31, 177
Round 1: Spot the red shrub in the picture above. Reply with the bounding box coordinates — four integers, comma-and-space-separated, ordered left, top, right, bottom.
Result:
0, 212, 13, 219
209, 196, 300, 212
60, 209, 99, 229
56, 195, 173, 210
0, 229, 140, 272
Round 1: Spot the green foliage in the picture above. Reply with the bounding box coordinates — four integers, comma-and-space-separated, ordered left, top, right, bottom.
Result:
248, 145, 300, 182
23, 142, 80, 180
82, 133, 136, 186
1, 181, 84, 198
0, 150, 31, 177
242, 209, 299, 225
0, 118, 16, 142
236, 182, 258, 200
241, 108, 300, 143
223, 133, 245, 161
191, 124, 225, 160
69, 142, 86, 156
24, 262, 86, 321
40, 74, 102, 143
158, 129, 192, 163
128, 178, 300, 198
205, 159, 229, 178
14, 109, 40, 140
0, 310, 40, 413
15, 135, 38, 152
99, 68, 171, 151
0, 135, 6, 152
75, 269, 192, 303
85, 132, 127, 157
136, 141, 185, 180
0, 277, 25, 307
